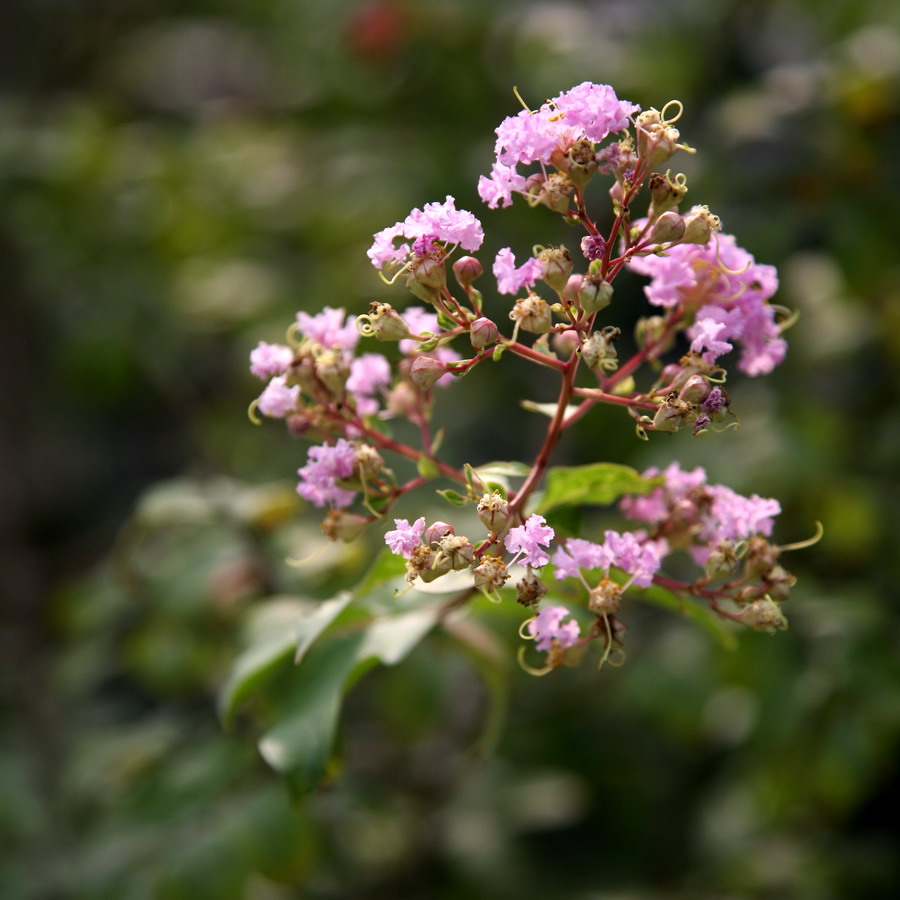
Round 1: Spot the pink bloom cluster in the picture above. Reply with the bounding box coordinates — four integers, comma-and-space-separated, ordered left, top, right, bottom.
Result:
479, 82, 639, 208
493, 248, 543, 295
250, 341, 294, 380
627, 230, 785, 375
257, 376, 300, 418
552, 530, 665, 588
296, 438, 358, 508
368, 196, 484, 270
504, 514, 555, 568
384, 517, 427, 558
526, 605, 581, 652
621, 462, 781, 561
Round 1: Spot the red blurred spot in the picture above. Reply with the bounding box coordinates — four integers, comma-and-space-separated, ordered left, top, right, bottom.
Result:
345, 0, 409, 60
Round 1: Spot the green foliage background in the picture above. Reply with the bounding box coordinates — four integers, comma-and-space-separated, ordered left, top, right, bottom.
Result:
3, 0, 899, 897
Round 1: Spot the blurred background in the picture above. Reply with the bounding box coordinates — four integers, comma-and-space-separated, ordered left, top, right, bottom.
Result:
2, 0, 899, 897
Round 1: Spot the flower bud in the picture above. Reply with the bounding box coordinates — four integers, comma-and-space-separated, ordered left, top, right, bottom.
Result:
470, 316, 499, 350
509, 294, 552, 334
679, 373, 711, 405
538, 245, 573, 292
648, 211, 686, 244
551, 329, 580, 357
578, 276, 613, 315
580, 326, 620, 372
409, 355, 446, 390
739, 597, 788, 634
681, 205, 721, 245
424, 521, 455, 546
648, 171, 688, 218
437, 534, 474, 571
477, 490, 509, 532
516, 573, 548, 607
453, 255, 483, 288
473, 555, 509, 591
563, 274, 583, 305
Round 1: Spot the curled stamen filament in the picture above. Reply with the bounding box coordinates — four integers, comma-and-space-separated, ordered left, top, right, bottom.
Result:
378, 259, 415, 286
512, 85, 534, 114
661, 99, 684, 125
247, 398, 262, 425
779, 521, 824, 553
771, 304, 800, 333
356, 315, 377, 337
516, 644, 554, 677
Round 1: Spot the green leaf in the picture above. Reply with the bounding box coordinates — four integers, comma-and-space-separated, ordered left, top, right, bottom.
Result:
258, 632, 364, 793
632, 583, 739, 650
351, 548, 406, 601
473, 461, 531, 479
357, 606, 441, 667
218, 597, 324, 726
417, 453, 440, 479
437, 488, 470, 507
294, 593, 354, 663
536, 463, 662, 513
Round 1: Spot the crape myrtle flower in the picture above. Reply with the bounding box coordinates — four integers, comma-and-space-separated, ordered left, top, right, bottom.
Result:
526, 605, 581, 652
296, 438, 358, 508
346, 352, 392, 415
504, 514, 555, 568
257, 376, 300, 419
493, 248, 543, 295
385, 517, 426, 558
250, 341, 294, 380
627, 230, 785, 376
296, 307, 360, 353
478, 82, 638, 208
552, 531, 665, 589
367, 196, 484, 271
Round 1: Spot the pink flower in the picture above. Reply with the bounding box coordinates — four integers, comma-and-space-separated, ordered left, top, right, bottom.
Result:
689, 313, 735, 362
552, 538, 606, 580
477, 160, 527, 209
367, 197, 484, 270
296, 307, 359, 353
257, 376, 300, 418
249, 341, 293, 380
384, 517, 426, 558
598, 530, 664, 588
505, 514, 555, 568
297, 439, 358, 508
347, 353, 392, 415
550, 81, 638, 142
526, 605, 580, 652
493, 248, 543, 295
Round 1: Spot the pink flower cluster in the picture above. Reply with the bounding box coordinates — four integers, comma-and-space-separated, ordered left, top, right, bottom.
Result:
504, 514, 555, 567
552, 530, 665, 588
296, 438, 358, 508
621, 462, 781, 561
368, 196, 484, 270
478, 82, 639, 208
526, 605, 581, 652
627, 230, 785, 375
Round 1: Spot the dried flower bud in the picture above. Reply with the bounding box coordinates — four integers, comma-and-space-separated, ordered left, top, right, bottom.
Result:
473, 555, 509, 591
453, 255, 483, 288
580, 326, 620, 372
470, 316, 499, 350
764, 564, 797, 602
744, 536, 780, 578
705, 540, 738, 580
510, 294, 552, 334
516, 573, 548, 607
409, 355, 446, 390
314, 348, 350, 394
648, 171, 688, 218
681, 205, 721, 244
653, 394, 693, 432
538, 245, 573, 292
321, 509, 371, 542
357, 301, 411, 341
588, 577, 622, 615
739, 597, 788, 633
437, 534, 474, 571
354, 443, 384, 478
477, 490, 509, 532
